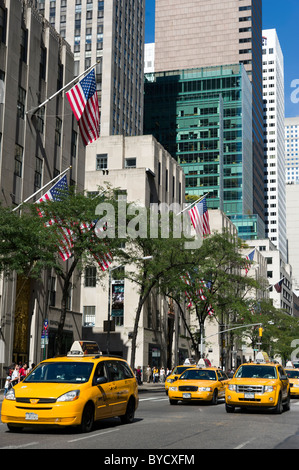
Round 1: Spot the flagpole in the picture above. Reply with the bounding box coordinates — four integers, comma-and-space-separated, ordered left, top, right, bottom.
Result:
266, 276, 285, 290
12, 166, 72, 212
176, 192, 210, 216
25, 61, 100, 116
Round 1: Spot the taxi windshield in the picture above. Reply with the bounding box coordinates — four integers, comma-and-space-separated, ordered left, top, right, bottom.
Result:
180, 369, 216, 381
23, 362, 94, 384
286, 370, 299, 379
235, 365, 277, 379
172, 366, 193, 375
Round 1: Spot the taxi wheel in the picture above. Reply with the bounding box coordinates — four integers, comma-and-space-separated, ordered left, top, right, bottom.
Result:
225, 403, 235, 413
211, 389, 218, 405
120, 397, 135, 424
274, 393, 283, 414
283, 393, 290, 412
169, 399, 178, 405
80, 403, 95, 433
7, 424, 24, 432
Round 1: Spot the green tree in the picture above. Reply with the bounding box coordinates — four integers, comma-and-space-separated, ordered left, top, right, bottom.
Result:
0, 187, 120, 355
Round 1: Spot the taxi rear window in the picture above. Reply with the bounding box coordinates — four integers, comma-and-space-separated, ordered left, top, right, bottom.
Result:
24, 362, 94, 384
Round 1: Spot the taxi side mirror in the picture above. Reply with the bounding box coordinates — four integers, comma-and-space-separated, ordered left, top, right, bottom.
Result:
95, 376, 108, 385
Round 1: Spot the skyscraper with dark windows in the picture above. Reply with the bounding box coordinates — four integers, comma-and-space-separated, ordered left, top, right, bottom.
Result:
148, 0, 265, 234
36, 0, 145, 137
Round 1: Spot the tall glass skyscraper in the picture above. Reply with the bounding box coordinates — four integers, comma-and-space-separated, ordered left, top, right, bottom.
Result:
144, 64, 265, 239
153, 0, 265, 231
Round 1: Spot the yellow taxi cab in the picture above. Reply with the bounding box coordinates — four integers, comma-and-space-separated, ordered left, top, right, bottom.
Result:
168, 367, 229, 405
165, 363, 197, 395
225, 360, 290, 414
1, 341, 138, 433
285, 368, 299, 397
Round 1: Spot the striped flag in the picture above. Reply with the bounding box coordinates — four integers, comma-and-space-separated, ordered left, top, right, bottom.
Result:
37, 175, 74, 261
188, 196, 211, 237
274, 278, 284, 293
244, 249, 255, 275
66, 69, 100, 146
80, 221, 112, 272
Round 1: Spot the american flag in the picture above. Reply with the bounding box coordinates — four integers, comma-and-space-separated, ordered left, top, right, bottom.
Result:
37, 175, 74, 261
188, 196, 211, 237
274, 278, 284, 293
244, 249, 255, 275
66, 69, 100, 146
80, 221, 112, 272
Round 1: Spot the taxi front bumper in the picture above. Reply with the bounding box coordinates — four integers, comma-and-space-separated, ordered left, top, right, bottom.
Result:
168, 388, 214, 402
225, 389, 278, 407
1, 397, 83, 427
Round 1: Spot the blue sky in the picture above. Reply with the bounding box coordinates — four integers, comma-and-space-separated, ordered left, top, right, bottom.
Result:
144, 0, 299, 118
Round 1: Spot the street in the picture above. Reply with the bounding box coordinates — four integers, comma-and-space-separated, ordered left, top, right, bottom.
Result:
1, 387, 299, 452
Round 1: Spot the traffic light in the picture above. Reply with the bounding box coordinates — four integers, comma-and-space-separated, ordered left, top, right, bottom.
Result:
258, 327, 263, 337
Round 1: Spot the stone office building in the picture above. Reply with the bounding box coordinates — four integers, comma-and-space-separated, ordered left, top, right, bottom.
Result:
0, 0, 85, 377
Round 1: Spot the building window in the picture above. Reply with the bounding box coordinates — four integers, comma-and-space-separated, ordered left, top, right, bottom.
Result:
17, 86, 26, 119
0, 7, 6, 44
125, 158, 136, 168
83, 306, 96, 327
20, 27, 28, 63
96, 153, 108, 170
71, 130, 77, 158
55, 117, 62, 146
35, 106, 45, 133
14, 144, 23, 177
85, 266, 97, 287
34, 157, 43, 190
40, 45, 47, 81
49, 276, 56, 307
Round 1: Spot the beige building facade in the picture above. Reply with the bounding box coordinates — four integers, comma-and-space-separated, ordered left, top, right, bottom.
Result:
81, 135, 189, 370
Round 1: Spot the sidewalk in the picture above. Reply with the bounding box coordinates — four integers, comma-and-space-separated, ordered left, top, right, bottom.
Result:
137, 382, 166, 393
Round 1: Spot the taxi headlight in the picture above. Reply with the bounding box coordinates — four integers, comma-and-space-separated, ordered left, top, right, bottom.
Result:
169, 386, 178, 391
228, 384, 236, 391
198, 387, 212, 392
294, 384, 299, 388
57, 390, 80, 402
5, 388, 16, 401
264, 386, 274, 393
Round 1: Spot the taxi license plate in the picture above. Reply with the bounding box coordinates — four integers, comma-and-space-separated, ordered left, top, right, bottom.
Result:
244, 392, 255, 399
25, 412, 38, 421
182, 393, 191, 399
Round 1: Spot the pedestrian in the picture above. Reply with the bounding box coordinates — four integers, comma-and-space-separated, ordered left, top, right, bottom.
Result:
11, 364, 20, 387
146, 365, 152, 383
159, 366, 165, 383
153, 367, 159, 383
4, 375, 11, 396
20, 363, 29, 380
136, 366, 142, 385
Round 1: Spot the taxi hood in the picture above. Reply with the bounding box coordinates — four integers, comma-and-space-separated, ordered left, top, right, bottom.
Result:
14, 381, 88, 399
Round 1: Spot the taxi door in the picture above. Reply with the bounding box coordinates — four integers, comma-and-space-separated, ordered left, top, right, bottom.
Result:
278, 366, 289, 401
217, 370, 228, 398
92, 361, 115, 419
106, 360, 133, 416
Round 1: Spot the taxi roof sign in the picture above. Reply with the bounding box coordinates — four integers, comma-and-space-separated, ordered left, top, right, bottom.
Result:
67, 340, 101, 356
255, 351, 269, 363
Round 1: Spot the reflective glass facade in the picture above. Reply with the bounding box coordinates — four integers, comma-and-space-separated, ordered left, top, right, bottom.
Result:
144, 64, 253, 216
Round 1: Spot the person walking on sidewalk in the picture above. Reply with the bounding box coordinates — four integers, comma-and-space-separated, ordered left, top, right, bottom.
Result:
146, 365, 152, 383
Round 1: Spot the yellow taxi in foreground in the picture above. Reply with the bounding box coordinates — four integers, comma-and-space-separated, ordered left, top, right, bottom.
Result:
168, 367, 229, 405
1, 346, 138, 433
285, 368, 299, 397
225, 362, 290, 414
165, 364, 197, 395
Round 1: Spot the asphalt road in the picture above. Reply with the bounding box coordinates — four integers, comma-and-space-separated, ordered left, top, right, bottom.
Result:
1, 389, 299, 453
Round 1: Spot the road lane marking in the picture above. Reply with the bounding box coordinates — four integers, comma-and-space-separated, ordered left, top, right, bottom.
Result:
234, 438, 256, 449
1, 442, 39, 449
68, 428, 120, 443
